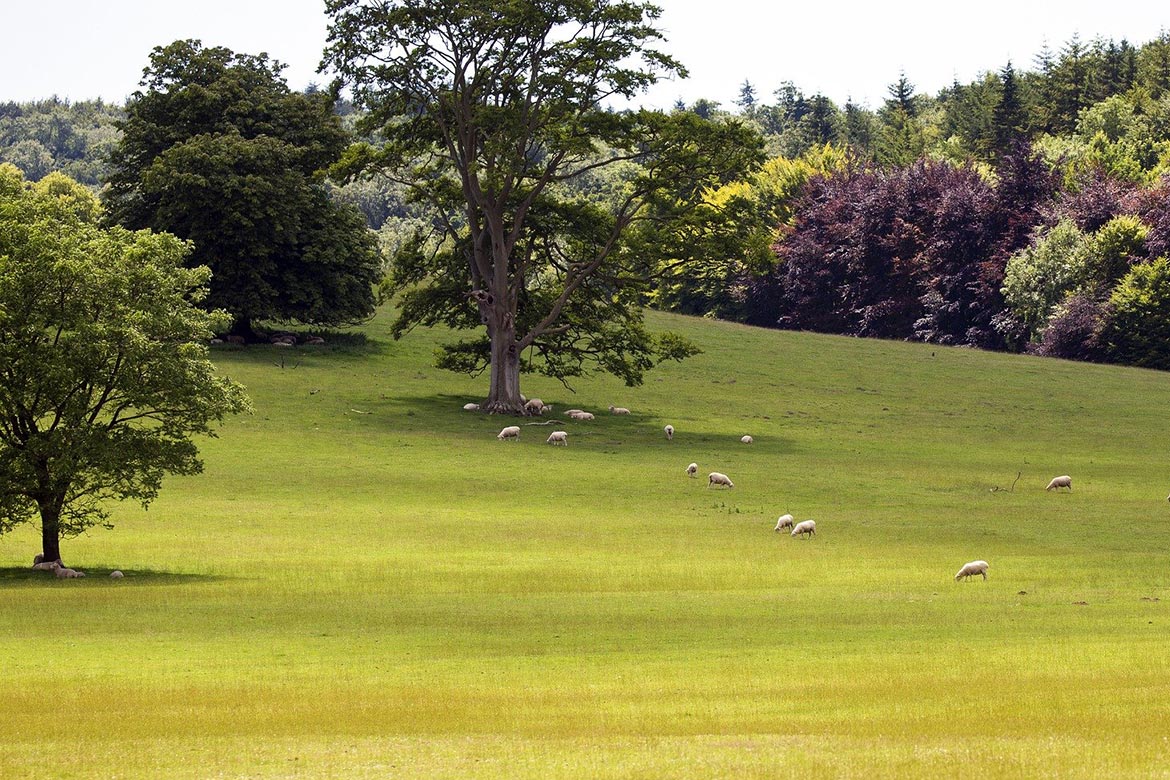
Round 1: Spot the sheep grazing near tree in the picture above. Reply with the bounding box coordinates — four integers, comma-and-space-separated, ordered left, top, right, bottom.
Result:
708, 472, 734, 489
1046, 475, 1072, 491
546, 431, 568, 446
791, 520, 816, 538
954, 560, 989, 581
524, 398, 549, 415
664, 425, 674, 440
497, 426, 521, 441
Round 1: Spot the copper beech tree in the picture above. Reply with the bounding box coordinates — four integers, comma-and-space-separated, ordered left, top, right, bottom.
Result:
324, 0, 763, 413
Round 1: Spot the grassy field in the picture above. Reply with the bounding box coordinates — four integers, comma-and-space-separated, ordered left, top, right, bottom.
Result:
2, 307, 1170, 778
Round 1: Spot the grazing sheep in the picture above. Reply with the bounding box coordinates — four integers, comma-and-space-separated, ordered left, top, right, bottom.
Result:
791, 519, 816, 538
664, 424, 674, 440
568, 411, 595, 421
462, 402, 480, 411
741, 434, 753, 444
32, 560, 61, 572
497, 425, 521, 441
54, 566, 85, 579
110, 570, 124, 579
708, 472, 734, 489
1046, 475, 1072, 491
609, 405, 631, 415
546, 431, 568, 446
524, 398, 548, 415
954, 560, 989, 581
774, 514, 795, 532
686, 462, 698, 478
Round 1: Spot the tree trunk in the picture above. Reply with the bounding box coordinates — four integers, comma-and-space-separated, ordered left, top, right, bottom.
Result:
483, 303, 525, 415
38, 502, 62, 564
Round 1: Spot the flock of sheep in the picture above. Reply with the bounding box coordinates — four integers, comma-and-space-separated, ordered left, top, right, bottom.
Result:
29, 554, 123, 579
470, 397, 1087, 584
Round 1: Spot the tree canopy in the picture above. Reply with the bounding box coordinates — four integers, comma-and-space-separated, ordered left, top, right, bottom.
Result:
103, 40, 382, 338
323, 0, 763, 412
0, 165, 250, 562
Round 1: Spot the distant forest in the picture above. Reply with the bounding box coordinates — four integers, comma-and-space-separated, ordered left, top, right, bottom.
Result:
6, 31, 1170, 368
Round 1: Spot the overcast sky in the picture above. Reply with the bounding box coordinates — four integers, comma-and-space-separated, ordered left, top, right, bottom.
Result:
3, 0, 1168, 110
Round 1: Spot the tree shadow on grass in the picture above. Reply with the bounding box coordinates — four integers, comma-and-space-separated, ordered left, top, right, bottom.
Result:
0, 567, 230, 587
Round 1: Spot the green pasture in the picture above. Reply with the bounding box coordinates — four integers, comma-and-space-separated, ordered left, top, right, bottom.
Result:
3, 308, 1170, 778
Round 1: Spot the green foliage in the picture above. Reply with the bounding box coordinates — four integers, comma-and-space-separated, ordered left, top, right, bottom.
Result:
1001, 219, 1090, 338
0, 165, 250, 552
1099, 256, 1170, 368
1083, 214, 1148, 286
104, 40, 381, 334
0, 98, 123, 187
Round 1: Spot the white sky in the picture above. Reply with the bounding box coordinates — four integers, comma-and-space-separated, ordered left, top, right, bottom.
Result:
2, 0, 1168, 110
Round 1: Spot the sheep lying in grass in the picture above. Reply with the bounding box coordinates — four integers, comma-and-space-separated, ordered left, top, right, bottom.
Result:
686, 462, 698, 478
741, 434, 753, 444
55, 566, 86, 578
463, 402, 480, 411
546, 431, 568, 446
664, 425, 674, 440
954, 560, 989, 581
564, 409, 584, 416
609, 405, 631, 415
708, 472, 734, 489
110, 570, 125, 579
32, 559, 62, 571
1046, 475, 1072, 491
33, 553, 44, 565
568, 411, 595, 421
497, 426, 521, 441
774, 514, 795, 532
791, 520, 816, 538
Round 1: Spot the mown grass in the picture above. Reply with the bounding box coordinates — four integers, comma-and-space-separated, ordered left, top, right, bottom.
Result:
2, 308, 1170, 778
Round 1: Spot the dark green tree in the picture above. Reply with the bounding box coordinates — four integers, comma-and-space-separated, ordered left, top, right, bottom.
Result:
323, 0, 762, 413
104, 40, 381, 339
734, 80, 758, 114
0, 166, 250, 563
991, 62, 1029, 158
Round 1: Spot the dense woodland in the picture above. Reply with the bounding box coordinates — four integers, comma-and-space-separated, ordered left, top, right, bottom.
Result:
7, 31, 1170, 368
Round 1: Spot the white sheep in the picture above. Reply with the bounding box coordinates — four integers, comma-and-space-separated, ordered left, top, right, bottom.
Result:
664, 424, 674, 440
110, 570, 125, 579
741, 434, 753, 444
1046, 475, 1072, 491
609, 405, 631, 415
791, 519, 816, 538
546, 431, 568, 446
33, 553, 44, 565
708, 472, 734, 489
774, 514, 795, 532
564, 409, 584, 416
462, 402, 480, 411
54, 566, 86, 578
32, 560, 61, 572
524, 398, 547, 415
497, 425, 521, 441
569, 411, 595, 420
954, 560, 989, 581
686, 462, 698, 478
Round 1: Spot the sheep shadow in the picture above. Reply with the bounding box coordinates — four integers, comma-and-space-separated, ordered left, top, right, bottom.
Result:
0, 567, 230, 587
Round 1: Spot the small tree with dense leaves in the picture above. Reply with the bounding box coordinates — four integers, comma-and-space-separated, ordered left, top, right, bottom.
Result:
0, 166, 250, 563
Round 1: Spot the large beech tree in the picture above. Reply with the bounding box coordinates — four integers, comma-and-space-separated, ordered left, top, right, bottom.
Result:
324, 0, 762, 413
0, 166, 250, 563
